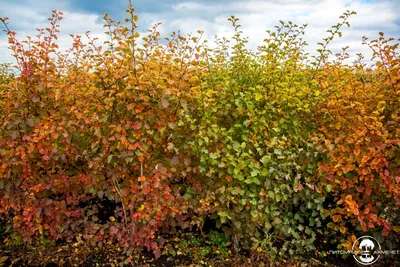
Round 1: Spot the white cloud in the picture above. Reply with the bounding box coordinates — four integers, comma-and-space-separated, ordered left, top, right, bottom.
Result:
0, 0, 398, 66
166, 0, 399, 63
0, 2, 108, 63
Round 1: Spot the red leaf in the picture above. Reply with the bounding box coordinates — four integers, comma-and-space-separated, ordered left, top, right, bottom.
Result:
133, 142, 139, 150
110, 225, 118, 235
384, 222, 392, 231
154, 249, 161, 259
132, 121, 141, 130
358, 217, 367, 231
22, 69, 31, 77
366, 188, 372, 195
382, 228, 390, 237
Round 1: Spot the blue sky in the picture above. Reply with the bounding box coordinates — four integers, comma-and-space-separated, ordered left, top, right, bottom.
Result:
0, 0, 399, 63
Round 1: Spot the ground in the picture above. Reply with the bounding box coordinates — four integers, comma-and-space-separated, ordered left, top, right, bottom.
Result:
1, 229, 399, 267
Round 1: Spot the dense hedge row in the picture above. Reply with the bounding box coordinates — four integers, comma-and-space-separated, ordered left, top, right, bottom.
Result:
0, 7, 399, 259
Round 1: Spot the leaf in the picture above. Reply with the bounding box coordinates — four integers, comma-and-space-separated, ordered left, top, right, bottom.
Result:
110, 225, 118, 235
229, 220, 240, 230
155, 249, 161, 259
161, 98, 169, 108
0, 256, 8, 264
171, 156, 179, 165
127, 103, 134, 110
132, 121, 142, 130
325, 184, 332, 192
218, 211, 229, 217
251, 170, 259, 177
332, 214, 341, 223
107, 155, 113, 163
273, 217, 282, 225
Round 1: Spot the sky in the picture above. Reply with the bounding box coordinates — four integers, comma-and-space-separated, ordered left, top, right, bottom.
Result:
0, 0, 399, 64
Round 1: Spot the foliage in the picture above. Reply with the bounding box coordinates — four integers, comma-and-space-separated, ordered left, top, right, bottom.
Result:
312, 31, 400, 251
0, 7, 201, 255
0, 4, 399, 262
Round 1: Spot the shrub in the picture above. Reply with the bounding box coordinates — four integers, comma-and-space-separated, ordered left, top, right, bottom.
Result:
0, 5, 399, 260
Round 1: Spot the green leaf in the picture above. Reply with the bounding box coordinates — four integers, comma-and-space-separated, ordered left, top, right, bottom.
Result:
251, 169, 259, 177
273, 217, 282, 225
182, 193, 191, 200
135, 150, 144, 156
218, 211, 229, 217
325, 184, 332, 192
274, 149, 282, 155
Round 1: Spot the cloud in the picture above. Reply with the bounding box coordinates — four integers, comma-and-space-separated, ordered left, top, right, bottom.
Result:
0, 0, 398, 65
0, 1, 108, 63
165, 0, 399, 62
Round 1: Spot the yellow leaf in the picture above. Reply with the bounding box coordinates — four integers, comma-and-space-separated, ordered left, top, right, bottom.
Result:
0, 256, 8, 264
38, 225, 43, 235
109, 216, 115, 222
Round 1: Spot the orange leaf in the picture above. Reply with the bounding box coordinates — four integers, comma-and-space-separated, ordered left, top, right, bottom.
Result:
332, 214, 341, 222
